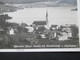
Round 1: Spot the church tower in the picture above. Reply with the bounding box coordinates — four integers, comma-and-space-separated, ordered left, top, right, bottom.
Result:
46, 10, 49, 26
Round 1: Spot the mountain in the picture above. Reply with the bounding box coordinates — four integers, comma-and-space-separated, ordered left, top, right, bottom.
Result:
0, 0, 77, 5
15, 0, 77, 8
58, 0, 77, 5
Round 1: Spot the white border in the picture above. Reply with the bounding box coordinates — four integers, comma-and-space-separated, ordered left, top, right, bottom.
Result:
77, 0, 80, 48
0, 48, 80, 52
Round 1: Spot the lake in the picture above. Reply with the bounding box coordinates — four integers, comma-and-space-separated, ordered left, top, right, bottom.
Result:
4, 6, 78, 26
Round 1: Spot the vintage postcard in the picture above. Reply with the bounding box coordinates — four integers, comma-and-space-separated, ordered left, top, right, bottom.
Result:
0, 0, 79, 52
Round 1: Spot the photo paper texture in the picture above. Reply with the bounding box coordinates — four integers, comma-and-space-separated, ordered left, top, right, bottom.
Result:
0, 0, 79, 50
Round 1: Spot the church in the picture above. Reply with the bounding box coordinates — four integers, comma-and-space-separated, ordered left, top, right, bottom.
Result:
32, 11, 49, 30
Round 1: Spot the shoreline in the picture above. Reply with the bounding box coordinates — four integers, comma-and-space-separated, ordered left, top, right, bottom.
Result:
0, 4, 18, 14
0, 4, 77, 14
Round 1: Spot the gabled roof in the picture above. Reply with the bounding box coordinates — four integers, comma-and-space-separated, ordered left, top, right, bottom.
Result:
21, 23, 28, 27
51, 25, 58, 27
33, 21, 46, 25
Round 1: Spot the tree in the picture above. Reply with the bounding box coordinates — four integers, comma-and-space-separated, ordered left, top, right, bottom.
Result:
70, 25, 78, 37
0, 2, 4, 4
0, 14, 12, 34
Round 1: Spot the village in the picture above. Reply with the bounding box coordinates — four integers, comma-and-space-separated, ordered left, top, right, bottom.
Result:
0, 12, 79, 48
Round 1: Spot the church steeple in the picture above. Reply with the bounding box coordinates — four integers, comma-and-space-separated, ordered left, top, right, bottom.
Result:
46, 10, 48, 26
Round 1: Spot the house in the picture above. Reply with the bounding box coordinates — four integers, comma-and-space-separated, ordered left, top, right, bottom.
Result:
21, 23, 28, 28
25, 26, 34, 33
0, 28, 4, 34
44, 29, 57, 39
9, 28, 15, 35
58, 32, 68, 41
50, 25, 58, 30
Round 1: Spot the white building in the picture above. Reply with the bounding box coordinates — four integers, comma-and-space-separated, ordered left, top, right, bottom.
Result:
9, 28, 15, 35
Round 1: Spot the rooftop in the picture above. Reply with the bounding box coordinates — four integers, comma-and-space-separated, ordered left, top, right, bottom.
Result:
33, 21, 46, 25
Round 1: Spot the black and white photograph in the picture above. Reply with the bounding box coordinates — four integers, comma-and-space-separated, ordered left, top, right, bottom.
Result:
0, 0, 79, 50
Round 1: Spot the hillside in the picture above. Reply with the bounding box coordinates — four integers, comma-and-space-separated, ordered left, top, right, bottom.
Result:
0, 0, 77, 5
15, 0, 77, 8
0, 4, 17, 14
0, 0, 77, 13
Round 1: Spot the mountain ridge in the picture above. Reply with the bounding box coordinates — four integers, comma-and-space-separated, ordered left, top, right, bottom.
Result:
0, 0, 77, 5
